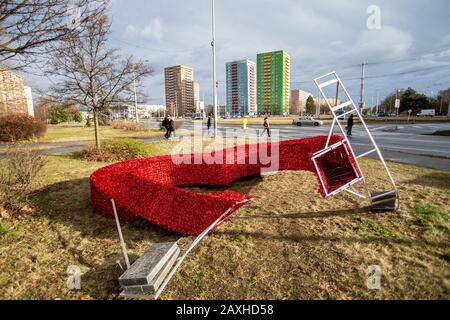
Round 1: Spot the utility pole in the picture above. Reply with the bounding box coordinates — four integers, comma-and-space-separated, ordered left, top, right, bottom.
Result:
376, 92, 379, 116
316, 88, 321, 117
211, 0, 218, 137
133, 79, 139, 123
174, 90, 178, 118
359, 62, 366, 113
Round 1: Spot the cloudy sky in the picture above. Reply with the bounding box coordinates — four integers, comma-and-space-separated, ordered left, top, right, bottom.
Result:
28, 0, 450, 105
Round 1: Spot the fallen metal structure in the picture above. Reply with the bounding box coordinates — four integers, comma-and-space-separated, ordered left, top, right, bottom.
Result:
313, 71, 399, 210
110, 72, 399, 299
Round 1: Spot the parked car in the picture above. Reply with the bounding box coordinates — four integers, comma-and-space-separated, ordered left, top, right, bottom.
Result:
417, 109, 436, 117
377, 112, 389, 117
292, 116, 324, 127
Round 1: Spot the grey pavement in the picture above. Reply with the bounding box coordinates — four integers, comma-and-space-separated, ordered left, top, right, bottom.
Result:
2, 121, 449, 170
171, 120, 450, 171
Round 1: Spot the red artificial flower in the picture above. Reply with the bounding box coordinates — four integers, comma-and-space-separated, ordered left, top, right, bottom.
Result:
90, 136, 357, 236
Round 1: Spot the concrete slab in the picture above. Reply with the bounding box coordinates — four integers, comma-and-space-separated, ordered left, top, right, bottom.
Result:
119, 242, 179, 287
121, 246, 181, 295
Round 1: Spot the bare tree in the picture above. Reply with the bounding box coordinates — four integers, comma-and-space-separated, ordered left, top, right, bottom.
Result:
0, 0, 106, 69
47, 4, 152, 148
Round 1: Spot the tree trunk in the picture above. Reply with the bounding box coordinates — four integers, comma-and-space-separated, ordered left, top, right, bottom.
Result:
93, 109, 101, 149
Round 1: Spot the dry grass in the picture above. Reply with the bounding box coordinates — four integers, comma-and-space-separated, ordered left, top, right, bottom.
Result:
44, 125, 166, 143
0, 140, 448, 300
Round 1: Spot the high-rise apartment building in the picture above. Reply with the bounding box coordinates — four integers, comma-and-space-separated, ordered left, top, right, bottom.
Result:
257, 50, 290, 115
226, 59, 257, 116
193, 82, 200, 113
164, 65, 195, 117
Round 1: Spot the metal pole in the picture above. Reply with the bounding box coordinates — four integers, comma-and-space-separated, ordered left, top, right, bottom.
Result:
359, 63, 366, 113
134, 80, 139, 123
111, 199, 131, 269
376, 92, 379, 115
212, 0, 218, 136
316, 88, 320, 117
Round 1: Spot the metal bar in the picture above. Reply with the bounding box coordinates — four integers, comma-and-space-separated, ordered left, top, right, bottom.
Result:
312, 157, 330, 197
334, 73, 398, 192
344, 188, 367, 199
153, 199, 253, 300
313, 140, 345, 158
325, 118, 336, 148
314, 71, 337, 82
319, 78, 338, 89
356, 149, 377, 159
331, 101, 352, 112
315, 76, 369, 198
327, 177, 364, 198
371, 191, 396, 201
111, 199, 131, 270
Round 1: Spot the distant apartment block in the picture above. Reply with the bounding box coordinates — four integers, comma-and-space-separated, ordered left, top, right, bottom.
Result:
0, 67, 28, 115
226, 59, 257, 116
257, 50, 290, 115
290, 89, 313, 115
164, 65, 195, 117
193, 82, 200, 113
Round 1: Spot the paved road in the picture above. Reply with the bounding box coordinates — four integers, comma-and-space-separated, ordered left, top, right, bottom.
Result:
3, 121, 448, 170
156, 121, 450, 171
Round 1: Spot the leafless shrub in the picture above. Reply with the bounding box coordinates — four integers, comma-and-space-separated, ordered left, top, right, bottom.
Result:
0, 146, 46, 218
0, 114, 47, 142
111, 120, 147, 131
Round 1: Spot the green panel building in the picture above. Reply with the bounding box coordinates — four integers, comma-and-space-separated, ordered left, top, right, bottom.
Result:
257, 50, 291, 115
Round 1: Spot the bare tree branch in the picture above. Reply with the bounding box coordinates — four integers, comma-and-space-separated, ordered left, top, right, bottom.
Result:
0, 0, 107, 70
46, 4, 153, 148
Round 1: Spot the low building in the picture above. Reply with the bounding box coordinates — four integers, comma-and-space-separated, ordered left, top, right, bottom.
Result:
290, 89, 314, 115
24, 86, 34, 117
111, 104, 166, 120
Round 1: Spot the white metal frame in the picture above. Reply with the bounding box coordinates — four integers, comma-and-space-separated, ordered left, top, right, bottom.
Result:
117, 198, 254, 300
313, 71, 398, 201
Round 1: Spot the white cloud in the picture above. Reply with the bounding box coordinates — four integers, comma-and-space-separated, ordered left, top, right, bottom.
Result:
348, 26, 414, 60
125, 18, 163, 40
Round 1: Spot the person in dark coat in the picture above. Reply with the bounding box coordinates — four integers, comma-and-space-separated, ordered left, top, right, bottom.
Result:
167, 116, 175, 139
206, 115, 212, 136
347, 114, 354, 136
162, 116, 170, 139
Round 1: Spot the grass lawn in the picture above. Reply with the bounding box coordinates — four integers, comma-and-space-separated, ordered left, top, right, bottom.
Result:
0, 139, 449, 300
44, 124, 176, 143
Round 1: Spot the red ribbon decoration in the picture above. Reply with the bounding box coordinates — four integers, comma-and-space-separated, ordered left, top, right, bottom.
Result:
90, 136, 358, 236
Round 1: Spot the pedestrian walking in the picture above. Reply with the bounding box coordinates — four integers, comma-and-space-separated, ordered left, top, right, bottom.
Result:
242, 117, 248, 131
347, 114, 354, 136
207, 115, 212, 136
162, 116, 170, 139
261, 116, 271, 138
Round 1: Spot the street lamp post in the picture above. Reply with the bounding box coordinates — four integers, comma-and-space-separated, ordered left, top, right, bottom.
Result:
133, 79, 139, 123
211, 0, 218, 137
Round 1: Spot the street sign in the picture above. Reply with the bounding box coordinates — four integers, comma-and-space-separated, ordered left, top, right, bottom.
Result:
395, 99, 401, 109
